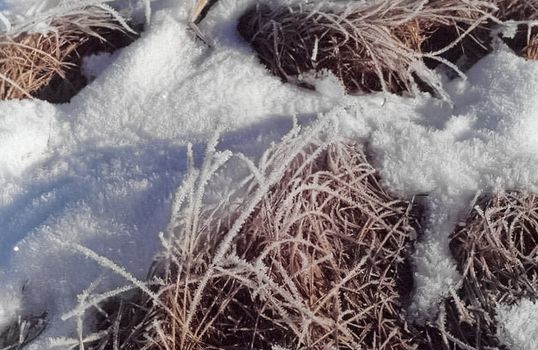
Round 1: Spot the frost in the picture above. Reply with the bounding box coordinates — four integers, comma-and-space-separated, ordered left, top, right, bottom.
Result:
0, 0, 538, 344
496, 299, 538, 350
0, 287, 20, 330
1, 0, 138, 36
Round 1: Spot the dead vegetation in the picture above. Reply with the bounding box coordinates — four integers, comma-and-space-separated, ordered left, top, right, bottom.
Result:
524, 34, 538, 58
3, 1, 538, 348
495, 0, 538, 20
508, 27, 538, 60
0, 7, 137, 102
424, 192, 538, 349
237, 0, 497, 95
237, 0, 538, 95
90, 127, 421, 349
494, 0, 538, 60
149, 141, 420, 349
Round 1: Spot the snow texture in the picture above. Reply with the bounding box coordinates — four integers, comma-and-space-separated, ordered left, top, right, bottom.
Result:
497, 299, 538, 350
81, 52, 119, 82
1, 0, 538, 345
0, 101, 57, 179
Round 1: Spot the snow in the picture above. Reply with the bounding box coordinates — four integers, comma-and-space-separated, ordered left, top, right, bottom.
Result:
333, 45, 538, 321
497, 299, 538, 350
0, 284, 20, 330
1, 0, 538, 346
0, 101, 57, 179
81, 52, 119, 82
0, 0, 336, 344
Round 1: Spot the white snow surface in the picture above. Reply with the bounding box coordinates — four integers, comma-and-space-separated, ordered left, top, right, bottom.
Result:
497, 299, 538, 350
0, 0, 538, 346
0, 101, 57, 179
82, 52, 120, 82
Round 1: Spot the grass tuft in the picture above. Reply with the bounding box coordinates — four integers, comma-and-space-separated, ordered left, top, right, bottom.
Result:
0, 313, 47, 350
237, 0, 496, 96
143, 138, 419, 349
0, 5, 137, 101
89, 124, 421, 349
426, 191, 538, 349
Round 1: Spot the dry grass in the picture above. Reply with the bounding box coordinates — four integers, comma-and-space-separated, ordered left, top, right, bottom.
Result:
90, 291, 157, 350
0, 7, 134, 101
237, 0, 496, 95
426, 191, 538, 349
452, 192, 538, 307
236, 0, 538, 94
494, 0, 538, 20
0, 313, 47, 350
524, 34, 538, 59
217, 145, 418, 349
95, 130, 421, 349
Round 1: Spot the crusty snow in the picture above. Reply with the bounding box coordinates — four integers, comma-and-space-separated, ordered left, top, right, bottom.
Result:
1, 0, 538, 347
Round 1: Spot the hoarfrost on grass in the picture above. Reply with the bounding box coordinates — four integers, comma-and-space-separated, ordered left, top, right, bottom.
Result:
336, 45, 538, 321
1, 0, 538, 345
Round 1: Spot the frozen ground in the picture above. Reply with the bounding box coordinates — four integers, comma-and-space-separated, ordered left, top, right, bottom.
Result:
1, 0, 538, 348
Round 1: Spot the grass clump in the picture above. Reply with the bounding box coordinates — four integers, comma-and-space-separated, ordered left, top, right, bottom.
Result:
451, 192, 538, 308
237, 0, 496, 96
0, 4, 137, 102
425, 191, 538, 349
236, 0, 538, 94
89, 123, 421, 349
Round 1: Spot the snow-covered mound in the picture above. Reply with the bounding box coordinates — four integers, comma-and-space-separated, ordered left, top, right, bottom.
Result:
0, 0, 538, 347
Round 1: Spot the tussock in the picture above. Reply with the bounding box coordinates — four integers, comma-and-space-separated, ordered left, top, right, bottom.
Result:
237, 0, 496, 95
89, 124, 420, 349
429, 192, 538, 348
452, 192, 538, 308
0, 6, 135, 101
150, 140, 419, 349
